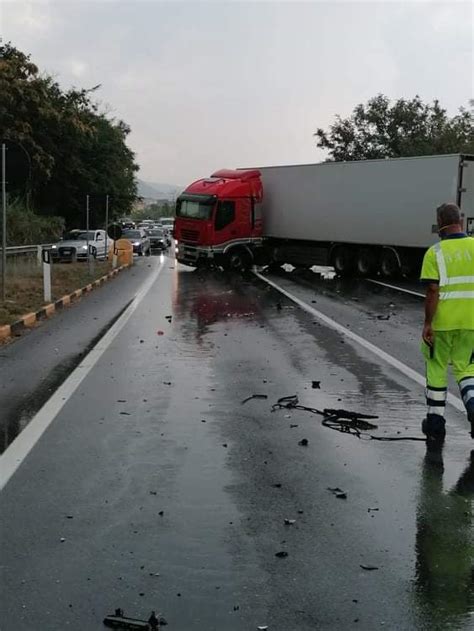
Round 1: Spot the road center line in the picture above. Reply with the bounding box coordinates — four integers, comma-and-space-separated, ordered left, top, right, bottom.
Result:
366, 278, 425, 298
0, 261, 165, 492
254, 271, 464, 413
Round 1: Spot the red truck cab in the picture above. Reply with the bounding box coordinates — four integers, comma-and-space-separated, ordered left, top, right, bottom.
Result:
175, 169, 263, 270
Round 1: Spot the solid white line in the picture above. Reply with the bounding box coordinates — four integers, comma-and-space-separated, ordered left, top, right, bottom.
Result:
0, 261, 165, 492
366, 278, 425, 298
254, 272, 464, 413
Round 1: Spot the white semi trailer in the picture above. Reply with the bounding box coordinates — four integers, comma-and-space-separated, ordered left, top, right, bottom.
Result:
259, 154, 474, 276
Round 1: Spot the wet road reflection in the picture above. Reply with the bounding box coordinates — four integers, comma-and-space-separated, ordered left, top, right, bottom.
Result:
416, 447, 474, 629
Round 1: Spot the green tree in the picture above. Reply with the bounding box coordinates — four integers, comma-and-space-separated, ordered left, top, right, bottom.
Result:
0, 42, 138, 228
314, 95, 474, 162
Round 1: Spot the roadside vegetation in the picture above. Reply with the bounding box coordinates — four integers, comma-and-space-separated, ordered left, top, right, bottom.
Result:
0, 260, 115, 326
0, 42, 138, 240
314, 95, 474, 161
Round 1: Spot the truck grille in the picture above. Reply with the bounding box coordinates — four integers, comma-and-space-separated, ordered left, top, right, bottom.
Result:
181, 229, 199, 242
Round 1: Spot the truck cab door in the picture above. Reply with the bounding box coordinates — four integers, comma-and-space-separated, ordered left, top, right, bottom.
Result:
214, 200, 237, 245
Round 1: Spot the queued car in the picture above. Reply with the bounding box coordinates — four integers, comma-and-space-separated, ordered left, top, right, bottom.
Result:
51, 230, 109, 262
118, 217, 135, 229
122, 229, 151, 256
148, 228, 168, 251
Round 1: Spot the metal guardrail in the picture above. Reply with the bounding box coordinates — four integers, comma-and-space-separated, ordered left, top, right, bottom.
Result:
2, 244, 52, 256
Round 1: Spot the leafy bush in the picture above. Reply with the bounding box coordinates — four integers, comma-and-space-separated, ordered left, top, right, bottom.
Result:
5, 198, 65, 245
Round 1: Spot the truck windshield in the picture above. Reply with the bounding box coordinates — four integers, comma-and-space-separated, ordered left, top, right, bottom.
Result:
176, 198, 213, 220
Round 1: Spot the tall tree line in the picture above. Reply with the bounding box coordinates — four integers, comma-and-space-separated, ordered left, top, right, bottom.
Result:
314, 95, 474, 162
0, 42, 138, 232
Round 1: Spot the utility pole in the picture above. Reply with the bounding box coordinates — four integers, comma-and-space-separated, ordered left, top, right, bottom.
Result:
105, 194, 109, 264
86, 194, 92, 275
1, 143, 7, 302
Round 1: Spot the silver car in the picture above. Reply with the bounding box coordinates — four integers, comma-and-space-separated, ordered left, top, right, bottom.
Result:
51, 230, 109, 262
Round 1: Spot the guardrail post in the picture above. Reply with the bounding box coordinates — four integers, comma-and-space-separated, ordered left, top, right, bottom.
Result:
37, 245, 42, 266
42, 249, 52, 303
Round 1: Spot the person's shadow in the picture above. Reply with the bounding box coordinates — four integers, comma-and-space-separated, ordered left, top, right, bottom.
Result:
415, 447, 474, 629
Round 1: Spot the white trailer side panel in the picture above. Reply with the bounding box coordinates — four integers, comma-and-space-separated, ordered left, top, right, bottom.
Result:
259, 155, 463, 248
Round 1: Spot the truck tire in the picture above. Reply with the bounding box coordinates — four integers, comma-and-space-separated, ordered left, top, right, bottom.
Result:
223, 248, 251, 272
332, 247, 354, 277
356, 248, 377, 277
380, 249, 401, 278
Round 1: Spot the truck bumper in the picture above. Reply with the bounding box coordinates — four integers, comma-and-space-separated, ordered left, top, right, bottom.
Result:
176, 243, 215, 266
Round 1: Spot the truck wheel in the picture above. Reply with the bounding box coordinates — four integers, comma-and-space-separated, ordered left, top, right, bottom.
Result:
356, 248, 377, 277
223, 248, 251, 272
332, 247, 354, 277
380, 249, 401, 278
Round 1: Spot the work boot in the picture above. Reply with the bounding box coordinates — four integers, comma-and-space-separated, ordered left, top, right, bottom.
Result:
422, 414, 446, 443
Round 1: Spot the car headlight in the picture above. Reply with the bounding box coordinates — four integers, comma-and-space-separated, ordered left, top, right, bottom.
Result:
133, 241, 140, 246
82, 245, 88, 250
52, 245, 57, 249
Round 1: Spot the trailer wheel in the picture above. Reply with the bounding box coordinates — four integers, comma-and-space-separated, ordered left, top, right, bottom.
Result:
380, 249, 401, 278
332, 247, 354, 277
223, 248, 251, 272
356, 248, 377, 277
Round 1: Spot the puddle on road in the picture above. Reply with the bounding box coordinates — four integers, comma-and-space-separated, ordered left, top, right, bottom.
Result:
414, 447, 474, 629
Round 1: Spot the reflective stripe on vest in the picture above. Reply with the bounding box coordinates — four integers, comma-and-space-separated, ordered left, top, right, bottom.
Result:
434, 241, 474, 301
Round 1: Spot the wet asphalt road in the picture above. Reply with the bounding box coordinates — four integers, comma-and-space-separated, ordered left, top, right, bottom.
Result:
1, 256, 474, 630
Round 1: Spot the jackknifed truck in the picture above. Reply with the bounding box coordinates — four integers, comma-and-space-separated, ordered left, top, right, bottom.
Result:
174, 154, 474, 277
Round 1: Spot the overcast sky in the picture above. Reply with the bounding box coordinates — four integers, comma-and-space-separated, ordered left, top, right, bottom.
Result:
2, 1, 473, 186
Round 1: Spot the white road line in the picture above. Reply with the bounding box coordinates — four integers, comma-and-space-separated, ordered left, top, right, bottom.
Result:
366, 278, 425, 298
0, 261, 165, 492
254, 271, 464, 413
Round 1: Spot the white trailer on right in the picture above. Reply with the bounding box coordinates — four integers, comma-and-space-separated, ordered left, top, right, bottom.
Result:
259, 154, 474, 277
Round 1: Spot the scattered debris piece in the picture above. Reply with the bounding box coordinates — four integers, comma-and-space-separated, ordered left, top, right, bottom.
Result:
60, 537, 66, 543
158, 511, 164, 516
201, 419, 206, 423
103, 608, 160, 629
120, 412, 131, 416
297, 510, 304, 514
290, 424, 298, 428
222, 443, 228, 448
327, 487, 347, 499
165, 315, 172, 322
241, 394, 268, 405
150, 491, 157, 495
257, 626, 269, 630
360, 564, 379, 571
272, 483, 282, 488
275, 551, 288, 558
139, 340, 144, 344
298, 438, 309, 446
163, 382, 172, 386
284, 519, 296, 525
65, 515, 74, 519
117, 400, 127, 403
233, 605, 240, 611
311, 381, 321, 389
368, 507, 379, 513
376, 315, 390, 321
157, 331, 164, 336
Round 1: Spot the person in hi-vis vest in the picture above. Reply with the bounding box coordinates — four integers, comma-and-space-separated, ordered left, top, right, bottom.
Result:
420, 202, 474, 442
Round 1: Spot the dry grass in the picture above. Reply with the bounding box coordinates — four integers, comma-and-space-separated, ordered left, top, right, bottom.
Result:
0, 260, 114, 326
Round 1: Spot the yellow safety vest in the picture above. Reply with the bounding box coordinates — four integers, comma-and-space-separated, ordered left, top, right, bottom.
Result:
420, 235, 474, 331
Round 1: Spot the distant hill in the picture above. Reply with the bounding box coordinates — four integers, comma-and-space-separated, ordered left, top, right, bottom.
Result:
137, 179, 183, 201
